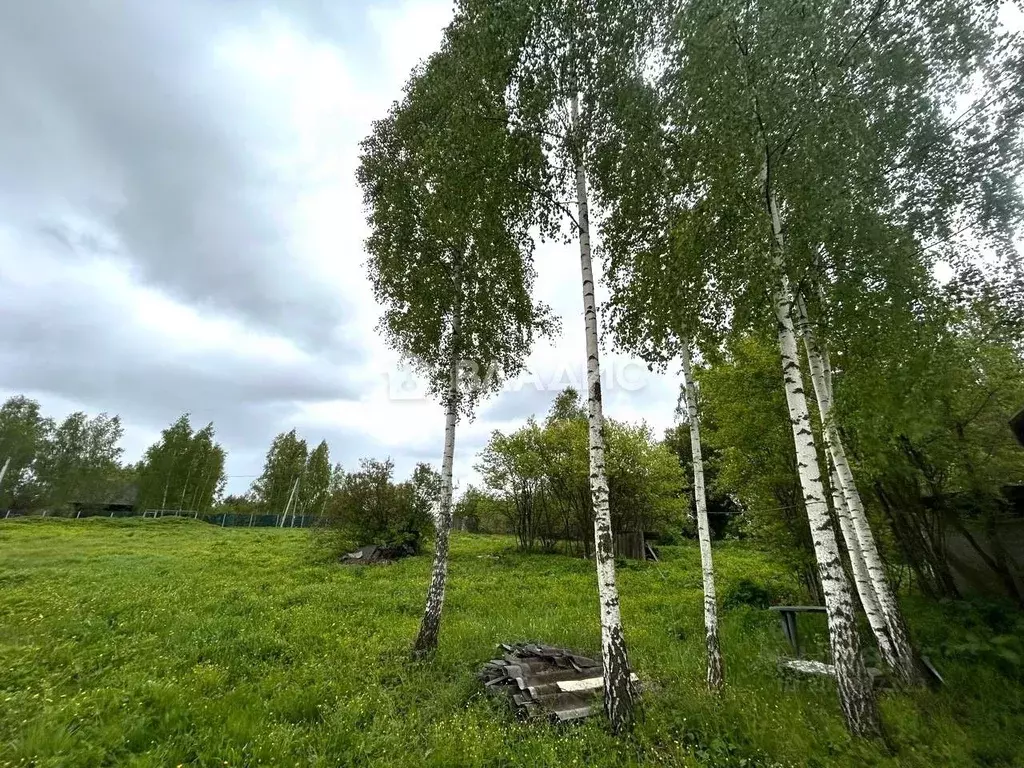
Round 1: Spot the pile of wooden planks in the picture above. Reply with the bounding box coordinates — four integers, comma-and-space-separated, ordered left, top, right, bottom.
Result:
478, 643, 638, 723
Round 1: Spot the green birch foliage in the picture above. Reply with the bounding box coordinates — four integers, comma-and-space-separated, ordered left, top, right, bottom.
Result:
135, 414, 193, 510
0, 396, 50, 508
250, 429, 308, 515
136, 416, 226, 513
834, 266, 1024, 498
694, 334, 823, 598
298, 440, 332, 518
357, 20, 554, 411
454, 0, 660, 241
600, 0, 1023, 357
182, 424, 226, 513
35, 412, 125, 509
593, 73, 751, 366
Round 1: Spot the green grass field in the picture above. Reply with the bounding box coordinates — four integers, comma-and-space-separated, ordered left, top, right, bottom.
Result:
1, 519, 1022, 767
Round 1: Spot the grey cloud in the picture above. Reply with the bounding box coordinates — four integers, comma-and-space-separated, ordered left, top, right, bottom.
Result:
0, 0, 449, 492
0, 0, 352, 351
0, 0, 679, 496
0, 263, 364, 451
479, 386, 558, 423
477, 357, 671, 425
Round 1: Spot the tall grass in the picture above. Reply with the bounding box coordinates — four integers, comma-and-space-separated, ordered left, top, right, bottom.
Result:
0, 518, 1020, 767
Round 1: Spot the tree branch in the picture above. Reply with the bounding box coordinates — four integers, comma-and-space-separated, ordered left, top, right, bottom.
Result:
514, 174, 581, 232
837, 0, 886, 67
476, 110, 566, 141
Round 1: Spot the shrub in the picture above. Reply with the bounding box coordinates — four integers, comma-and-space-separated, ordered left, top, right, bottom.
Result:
722, 578, 775, 610
319, 458, 436, 558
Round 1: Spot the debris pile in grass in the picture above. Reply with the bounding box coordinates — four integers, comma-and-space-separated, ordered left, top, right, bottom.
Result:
478, 643, 638, 723
339, 543, 413, 565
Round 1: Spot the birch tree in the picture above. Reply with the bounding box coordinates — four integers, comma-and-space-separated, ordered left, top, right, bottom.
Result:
0, 396, 50, 509
298, 441, 332, 521
570, 90, 637, 727
182, 424, 226, 515
36, 412, 125, 510
358, 23, 553, 656
795, 295, 913, 681
251, 429, 308, 518
764, 161, 882, 735
630, 0, 1024, 729
593, 73, 735, 693
136, 414, 194, 511
448, 0, 663, 728
677, 345, 724, 689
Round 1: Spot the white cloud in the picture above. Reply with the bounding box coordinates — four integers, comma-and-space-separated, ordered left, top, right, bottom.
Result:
0, 0, 686, 501
366, 0, 454, 87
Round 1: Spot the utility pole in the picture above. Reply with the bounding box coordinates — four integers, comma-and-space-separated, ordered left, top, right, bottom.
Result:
0, 457, 10, 518
280, 476, 299, 528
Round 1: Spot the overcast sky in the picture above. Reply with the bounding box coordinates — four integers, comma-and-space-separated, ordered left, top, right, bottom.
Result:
0, 0, 681, 496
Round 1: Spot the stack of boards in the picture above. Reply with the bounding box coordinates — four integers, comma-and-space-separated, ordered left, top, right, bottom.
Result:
478, 643, 639, 723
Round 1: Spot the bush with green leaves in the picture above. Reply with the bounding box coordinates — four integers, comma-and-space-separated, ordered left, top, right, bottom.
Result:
476, 389, 687, 554
320, 458, 437, 557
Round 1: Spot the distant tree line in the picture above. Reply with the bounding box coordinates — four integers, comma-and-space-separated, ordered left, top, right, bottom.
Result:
464, 388, 688, 554
135, 414, 227, 514
0, 396, 130, 513
0, 397, 233, 517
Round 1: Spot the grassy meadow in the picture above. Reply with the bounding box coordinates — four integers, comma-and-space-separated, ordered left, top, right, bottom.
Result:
1, 518, 1022, 767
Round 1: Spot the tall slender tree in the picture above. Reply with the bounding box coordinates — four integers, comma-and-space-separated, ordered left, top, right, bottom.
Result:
358, 21, 554, 656
36, 412, 125, 510
795, 295, 909, 679
136, 414, 193, 511
0, 396, 50, 509
764, 161, 882, 735
137, 416, 226, 514
298, 441, 333, 522
251, 430, 308, 518
444, 0, 664, 730
607, 0, 1024, 731
569, 92, 636, 724
678, 344, 725, 690
593, 73, 732, 693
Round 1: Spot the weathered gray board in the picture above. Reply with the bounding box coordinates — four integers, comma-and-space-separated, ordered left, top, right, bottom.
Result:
478, 643, 639, 723
613, 531, 647, 560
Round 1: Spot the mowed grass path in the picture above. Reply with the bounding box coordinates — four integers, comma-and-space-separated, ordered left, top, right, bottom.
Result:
1, 519, 1021, 767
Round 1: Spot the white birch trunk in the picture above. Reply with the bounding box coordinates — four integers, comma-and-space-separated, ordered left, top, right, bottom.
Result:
412, 317, 459, 656
188, 465, 214, 513
808, 328, 919, 685
679, 340, 724, 690
796, 299, 899, 671
829, 460, 890, 642
292, 476, 301, 527
764, 173, 880, 737
178, 465, 193, 511
280, 477, 298, 528
0, 457, 10, 499
571, 93, 635, 733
